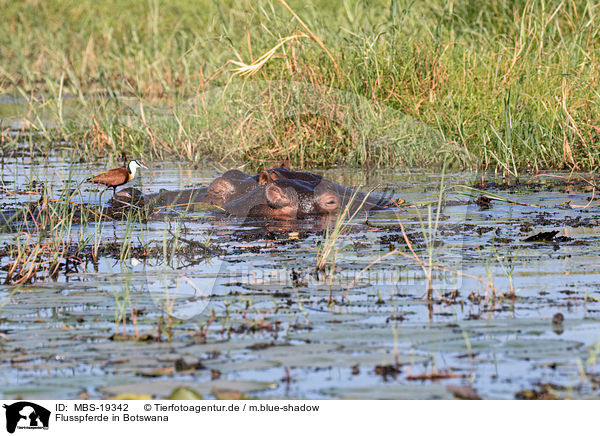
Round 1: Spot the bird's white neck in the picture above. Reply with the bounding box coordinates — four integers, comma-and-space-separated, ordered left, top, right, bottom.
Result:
128, 161, 141, 179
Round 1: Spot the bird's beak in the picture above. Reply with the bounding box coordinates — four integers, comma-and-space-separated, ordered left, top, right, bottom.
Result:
139, 161, 148, 169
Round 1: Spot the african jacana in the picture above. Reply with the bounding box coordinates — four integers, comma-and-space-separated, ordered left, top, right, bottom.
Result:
89, 160, 147, 195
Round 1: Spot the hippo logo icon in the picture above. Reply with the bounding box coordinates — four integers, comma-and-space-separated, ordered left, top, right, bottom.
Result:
2, 402, 50, 433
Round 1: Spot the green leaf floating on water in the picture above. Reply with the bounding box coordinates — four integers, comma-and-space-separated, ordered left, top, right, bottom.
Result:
100, 380, 277, 398
109, 393, 153, 400
323, 384, 453, 400
167, 387, 203, 400
212, 389, 247, 400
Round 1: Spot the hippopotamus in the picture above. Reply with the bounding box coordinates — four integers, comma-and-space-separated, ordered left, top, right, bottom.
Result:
223, 175, 341, 220
259, 166, 394, 212
106, 165, 395, 220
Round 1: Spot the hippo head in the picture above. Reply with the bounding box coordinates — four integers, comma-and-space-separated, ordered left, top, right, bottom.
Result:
205, 169, 258, 206
264, 177, 340, 218
312, 180, 341, 214
263, 179, 301, 219
224, 171, 342, 220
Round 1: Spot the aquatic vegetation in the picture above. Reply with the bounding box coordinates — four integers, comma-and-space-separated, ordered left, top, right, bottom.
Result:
0, 163, 599, 399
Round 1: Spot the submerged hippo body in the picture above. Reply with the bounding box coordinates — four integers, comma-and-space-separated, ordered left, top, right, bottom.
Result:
144, 186, 208, 207
261, 167, 324, 185
110, 188, 145, 207
140, 169, 256, 208
224, 177, 341, 220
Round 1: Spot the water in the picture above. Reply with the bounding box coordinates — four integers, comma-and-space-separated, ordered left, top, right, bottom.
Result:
1, 156, 599, 399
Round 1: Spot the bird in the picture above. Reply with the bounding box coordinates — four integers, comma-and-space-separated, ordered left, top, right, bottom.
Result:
89, 160, 147, 195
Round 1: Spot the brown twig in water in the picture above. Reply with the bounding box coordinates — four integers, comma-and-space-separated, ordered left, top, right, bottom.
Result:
528, 172, 598, 189
154, 202, 224, 211
570, 186, 595, 209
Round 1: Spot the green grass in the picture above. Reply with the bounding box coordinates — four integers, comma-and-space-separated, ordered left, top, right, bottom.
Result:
1, 0, 600, 171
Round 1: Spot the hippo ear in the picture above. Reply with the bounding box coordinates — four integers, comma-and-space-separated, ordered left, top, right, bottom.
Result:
280, 160, 291, 170
265, 184, 290, 208
258, 171, 271, 185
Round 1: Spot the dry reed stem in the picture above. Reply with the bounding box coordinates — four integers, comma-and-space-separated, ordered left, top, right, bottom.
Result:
570, 187, 595, 209
154, 202, 224, 211
276, 0, 340, 75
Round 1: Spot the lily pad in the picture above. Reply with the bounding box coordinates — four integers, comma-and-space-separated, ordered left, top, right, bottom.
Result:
167, 387, 203, 400
99, 380, 277, 398
322, 384, 453, 400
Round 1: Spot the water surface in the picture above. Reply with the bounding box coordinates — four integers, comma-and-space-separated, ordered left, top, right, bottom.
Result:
1, 157, 599, 399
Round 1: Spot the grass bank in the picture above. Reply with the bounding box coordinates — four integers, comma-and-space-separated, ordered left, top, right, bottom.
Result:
1, 0, 599, 171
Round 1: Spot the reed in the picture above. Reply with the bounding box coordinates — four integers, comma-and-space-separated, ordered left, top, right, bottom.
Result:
1, 0, 598, 170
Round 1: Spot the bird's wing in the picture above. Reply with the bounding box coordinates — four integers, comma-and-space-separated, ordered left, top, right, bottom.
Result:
92, 168, 127, 185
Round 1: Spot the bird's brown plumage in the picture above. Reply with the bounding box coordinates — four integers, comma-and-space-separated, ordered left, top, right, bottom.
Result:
91, 167, 131, 188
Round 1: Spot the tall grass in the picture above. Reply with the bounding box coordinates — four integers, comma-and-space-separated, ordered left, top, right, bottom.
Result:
1, 0, 599, 170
